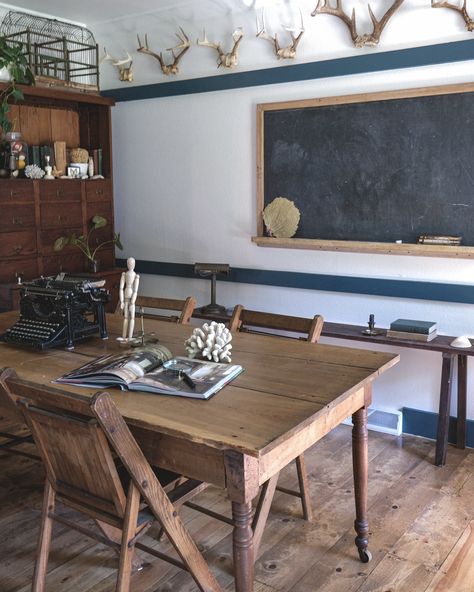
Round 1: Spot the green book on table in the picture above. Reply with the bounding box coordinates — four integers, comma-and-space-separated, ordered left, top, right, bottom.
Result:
389, 319, 437, 335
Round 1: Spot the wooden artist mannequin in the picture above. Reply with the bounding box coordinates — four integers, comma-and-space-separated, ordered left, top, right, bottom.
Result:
117, 257, 140, 341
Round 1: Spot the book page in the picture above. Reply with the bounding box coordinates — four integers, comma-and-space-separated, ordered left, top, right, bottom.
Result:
132, 357, 243, 399
57, 345, 172, 385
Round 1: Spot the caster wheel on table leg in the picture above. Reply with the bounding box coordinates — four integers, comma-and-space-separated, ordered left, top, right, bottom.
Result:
358, 549, 372, 563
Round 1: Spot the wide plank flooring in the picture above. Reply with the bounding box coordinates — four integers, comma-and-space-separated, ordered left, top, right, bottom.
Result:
1, 420, 473, 592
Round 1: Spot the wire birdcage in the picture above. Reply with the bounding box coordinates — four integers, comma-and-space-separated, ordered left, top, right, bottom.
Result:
0, 11, 99, 92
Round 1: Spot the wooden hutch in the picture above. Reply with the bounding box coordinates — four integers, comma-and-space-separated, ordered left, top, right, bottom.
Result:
0, 83, 122, 311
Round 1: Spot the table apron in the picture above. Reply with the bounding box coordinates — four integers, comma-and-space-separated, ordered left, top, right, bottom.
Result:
258, 387, 367, 484
131, 425, 226, 488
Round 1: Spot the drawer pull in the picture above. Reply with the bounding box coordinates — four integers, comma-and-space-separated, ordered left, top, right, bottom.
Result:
12, 245, 23, 255
10, 190, 20, 198
96, 189, 104, 195
56, 189, 62, 197
12, 216, 23, 225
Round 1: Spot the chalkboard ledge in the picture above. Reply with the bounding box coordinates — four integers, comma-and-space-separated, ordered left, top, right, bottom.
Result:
251, 237, 474, 259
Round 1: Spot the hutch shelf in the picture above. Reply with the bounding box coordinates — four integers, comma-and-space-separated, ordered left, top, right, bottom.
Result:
0, 83, 121, 311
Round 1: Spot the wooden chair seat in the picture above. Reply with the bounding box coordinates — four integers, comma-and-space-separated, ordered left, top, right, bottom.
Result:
0, 368, 220, 592
117, 295, 196, 324
229, 305, 325, 523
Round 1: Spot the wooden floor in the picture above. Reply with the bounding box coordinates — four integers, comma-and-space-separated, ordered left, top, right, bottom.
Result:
1, 419, 474, 592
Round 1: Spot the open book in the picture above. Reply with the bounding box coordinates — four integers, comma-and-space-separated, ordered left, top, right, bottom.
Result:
56, 345, 243, 400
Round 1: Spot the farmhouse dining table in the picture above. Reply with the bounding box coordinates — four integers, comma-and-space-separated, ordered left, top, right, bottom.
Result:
0, 312, 398, 591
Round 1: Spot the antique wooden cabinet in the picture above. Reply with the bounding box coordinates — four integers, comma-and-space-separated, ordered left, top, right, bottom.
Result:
0, 84, 120, 310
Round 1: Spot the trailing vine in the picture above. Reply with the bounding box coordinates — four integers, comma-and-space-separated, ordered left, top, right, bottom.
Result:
0, 37, 34, 134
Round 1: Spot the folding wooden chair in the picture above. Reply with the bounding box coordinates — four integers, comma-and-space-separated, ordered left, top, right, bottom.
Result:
0, 367, 38, 460
2, 369, 220, 592
229, 305, 325, 523
116, 295, 196, 324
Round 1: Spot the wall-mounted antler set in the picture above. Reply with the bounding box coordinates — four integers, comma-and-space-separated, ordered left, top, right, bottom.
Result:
103, 1, 474, 82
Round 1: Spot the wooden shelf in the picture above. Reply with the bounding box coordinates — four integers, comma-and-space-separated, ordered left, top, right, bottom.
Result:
0, 81, 114, 106
251, 236, 474, 258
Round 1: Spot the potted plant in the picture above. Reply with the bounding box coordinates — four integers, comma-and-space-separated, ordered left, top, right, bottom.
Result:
53, 214, 123, 273
0, 37, 35, 134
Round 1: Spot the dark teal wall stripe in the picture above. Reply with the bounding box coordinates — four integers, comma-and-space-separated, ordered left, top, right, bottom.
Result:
102, 40, 474, 102
115, 259, 474, 304
403, 407, 474, 448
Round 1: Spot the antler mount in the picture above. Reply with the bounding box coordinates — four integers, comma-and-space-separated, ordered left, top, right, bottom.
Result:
137, 29, 190, 76
431, 0, 474, 32
311, 0, 404, 47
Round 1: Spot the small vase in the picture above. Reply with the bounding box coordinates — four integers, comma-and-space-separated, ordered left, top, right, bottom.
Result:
89, 259, 100, 273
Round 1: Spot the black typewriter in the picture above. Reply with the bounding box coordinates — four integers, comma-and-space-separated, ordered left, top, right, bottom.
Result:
1, 273, 109, 350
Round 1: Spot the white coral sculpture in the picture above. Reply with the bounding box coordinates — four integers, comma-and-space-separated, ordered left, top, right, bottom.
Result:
24, 164, 45, 179
185, 321, 232, 363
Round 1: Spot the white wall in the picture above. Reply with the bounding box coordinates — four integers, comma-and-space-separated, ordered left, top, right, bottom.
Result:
92, 2, 474, 421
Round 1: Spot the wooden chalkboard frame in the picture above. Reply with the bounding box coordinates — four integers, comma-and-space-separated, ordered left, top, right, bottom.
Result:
253, 82, 474, 259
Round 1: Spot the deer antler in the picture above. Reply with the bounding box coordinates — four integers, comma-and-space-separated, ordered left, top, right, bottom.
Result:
197, 28, 243, 68
366, 0, 404, 45
311, 0, 404, 47
101, 48, 133, 66
431, 0, 474, 32
137, 29, 190, 75
256, 9, 304, 59
101, 48, 133, 81
311, 0, 358, 44
137, 33, 166, 70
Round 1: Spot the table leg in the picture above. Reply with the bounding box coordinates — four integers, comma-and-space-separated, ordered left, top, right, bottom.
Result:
232, 501, 254, 592
352, 406, 371, 563
457, 354, 467, 450
435, 353, 455, 466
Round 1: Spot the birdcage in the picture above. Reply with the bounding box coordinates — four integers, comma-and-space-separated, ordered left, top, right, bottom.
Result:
0, 11, 99, 93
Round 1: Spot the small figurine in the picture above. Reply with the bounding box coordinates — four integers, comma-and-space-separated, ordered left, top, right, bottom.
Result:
117, 257, 140, 342
44, 155, 54, 180
362, 313, 382, 336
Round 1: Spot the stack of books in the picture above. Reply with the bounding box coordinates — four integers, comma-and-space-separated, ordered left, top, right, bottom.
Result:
387, 318, 437, 342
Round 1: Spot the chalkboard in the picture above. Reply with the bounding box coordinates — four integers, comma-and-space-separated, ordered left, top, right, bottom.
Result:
257, 85, 474, 250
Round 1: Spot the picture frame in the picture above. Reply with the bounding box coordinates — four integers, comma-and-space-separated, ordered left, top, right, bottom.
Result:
67, 165, 80, 178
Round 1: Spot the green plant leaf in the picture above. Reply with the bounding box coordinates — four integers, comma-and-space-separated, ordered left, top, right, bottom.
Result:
53, 236, 69, 251
11, 88, 23, 101
114, 233, 123, 250
91, 214, 107, 229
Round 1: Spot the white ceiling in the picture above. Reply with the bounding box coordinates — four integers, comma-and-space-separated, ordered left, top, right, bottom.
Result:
0, 0, 261, 25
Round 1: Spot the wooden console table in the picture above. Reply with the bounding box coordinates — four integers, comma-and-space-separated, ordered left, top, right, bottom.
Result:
321, 322, 473, 466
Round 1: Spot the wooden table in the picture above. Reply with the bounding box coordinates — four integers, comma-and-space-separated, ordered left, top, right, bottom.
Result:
0, 313, 398, 591
194, 309, 470, 467
320, 322, 474, 466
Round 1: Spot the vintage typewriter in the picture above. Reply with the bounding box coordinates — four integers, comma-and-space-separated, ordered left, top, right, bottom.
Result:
1, 273, 109, 350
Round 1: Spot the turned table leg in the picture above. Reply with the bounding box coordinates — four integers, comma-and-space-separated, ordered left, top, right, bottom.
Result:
352, 406, 371, 563
435, 353, 455, 466
224, 450, 259, 592
457, 354, 467, 450
232, 501, 254, 592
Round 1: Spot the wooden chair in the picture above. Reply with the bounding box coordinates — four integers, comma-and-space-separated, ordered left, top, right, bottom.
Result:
229, 305, 325, 523
229, 305, 324, 344
1, 369, 220, 592
119, 295, 196, 324
0, 367, 38, 460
